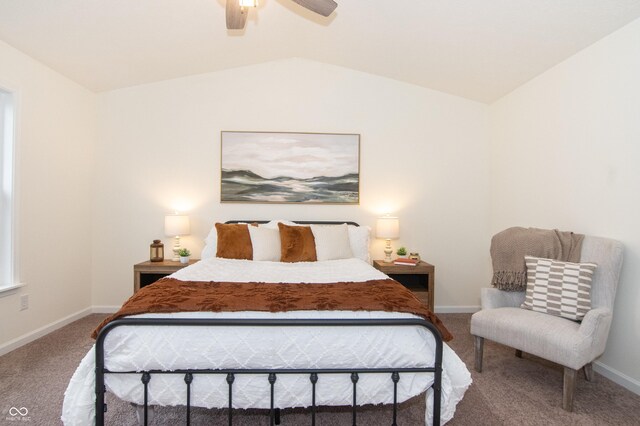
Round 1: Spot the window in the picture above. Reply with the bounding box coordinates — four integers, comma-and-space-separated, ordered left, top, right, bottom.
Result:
0, 88, 16, 291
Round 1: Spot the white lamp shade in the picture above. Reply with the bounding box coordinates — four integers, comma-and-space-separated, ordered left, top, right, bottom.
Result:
165, 215, 190, 236
376, 216, 399, 239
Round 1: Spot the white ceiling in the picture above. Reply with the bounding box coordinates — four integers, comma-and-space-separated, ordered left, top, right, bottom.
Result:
1, 0, 640, 103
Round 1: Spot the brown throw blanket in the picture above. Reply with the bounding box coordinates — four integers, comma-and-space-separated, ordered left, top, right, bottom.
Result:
491, 227, 584, 291
92, 278, 453, 341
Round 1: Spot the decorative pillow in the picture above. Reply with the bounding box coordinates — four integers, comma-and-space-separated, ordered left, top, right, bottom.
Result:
215, 223, 253, 260
348, 225, 371, 263
310, 224, 353, 261
202, 222, 258, 258
278, 223, 317, 262
248, 226, 281, 261
521, 256, 597, 321
201, 225, 218, 259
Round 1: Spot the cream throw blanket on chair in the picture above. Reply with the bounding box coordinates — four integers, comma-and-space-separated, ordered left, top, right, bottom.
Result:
490, 227, 584, 291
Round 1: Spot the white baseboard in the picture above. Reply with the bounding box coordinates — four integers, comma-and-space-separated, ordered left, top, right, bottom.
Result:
594, 361, 640, 395
91, 305, 120, 314
0, 307, 92, 356
435, 306, 480, 314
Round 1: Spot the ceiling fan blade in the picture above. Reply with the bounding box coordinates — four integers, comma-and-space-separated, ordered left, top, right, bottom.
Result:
290, 0, 338, 17
226, 0, 248, 30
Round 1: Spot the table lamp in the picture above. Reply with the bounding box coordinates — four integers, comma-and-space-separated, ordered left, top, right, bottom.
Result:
376, 216, 399, 263
165, 214, 190, 261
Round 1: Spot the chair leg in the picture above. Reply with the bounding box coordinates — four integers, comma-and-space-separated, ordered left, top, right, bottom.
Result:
474, 336, 484, 372
563, 367, 577, 412
583, 362, 594, 382
515, 349, 523, 358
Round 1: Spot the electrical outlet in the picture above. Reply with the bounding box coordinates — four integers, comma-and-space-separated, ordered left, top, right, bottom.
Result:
20, 294, 28, 311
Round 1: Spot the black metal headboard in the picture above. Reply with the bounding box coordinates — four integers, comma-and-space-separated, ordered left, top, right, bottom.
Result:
226, 220, 359, 226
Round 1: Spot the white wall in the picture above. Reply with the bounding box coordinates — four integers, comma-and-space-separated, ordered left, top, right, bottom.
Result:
0, 40, 96, 351
491, 18, 640, 389
93, 58, 491, 309
2, 14, 639, 392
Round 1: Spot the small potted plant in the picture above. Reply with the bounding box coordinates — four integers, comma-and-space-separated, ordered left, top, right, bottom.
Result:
396, 247, 407, 258
178, 248, 191, 264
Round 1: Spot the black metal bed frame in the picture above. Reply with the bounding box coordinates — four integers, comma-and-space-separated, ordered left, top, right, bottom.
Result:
95, 318, 443, 426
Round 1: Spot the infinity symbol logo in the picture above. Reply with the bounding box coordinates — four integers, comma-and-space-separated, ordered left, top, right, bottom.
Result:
9, 406, 28, 416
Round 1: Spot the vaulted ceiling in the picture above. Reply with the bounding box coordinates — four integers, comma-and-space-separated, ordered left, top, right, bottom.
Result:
1, 0, 640, 103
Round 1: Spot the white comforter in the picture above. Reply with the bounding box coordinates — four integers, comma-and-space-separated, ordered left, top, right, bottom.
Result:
62, 258, 471, 425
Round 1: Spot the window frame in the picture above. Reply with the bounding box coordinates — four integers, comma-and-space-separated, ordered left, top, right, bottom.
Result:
0, 84, 20, 295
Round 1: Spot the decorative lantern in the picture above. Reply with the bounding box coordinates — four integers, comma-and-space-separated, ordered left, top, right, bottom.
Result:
150, 239, 164, 262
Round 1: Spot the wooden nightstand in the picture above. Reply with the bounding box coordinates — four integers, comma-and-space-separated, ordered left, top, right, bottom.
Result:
373, 259, 435, 312
133, 259, 199, 293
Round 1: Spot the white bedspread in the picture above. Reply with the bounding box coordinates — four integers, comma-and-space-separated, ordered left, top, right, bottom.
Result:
62, 258, 471, 425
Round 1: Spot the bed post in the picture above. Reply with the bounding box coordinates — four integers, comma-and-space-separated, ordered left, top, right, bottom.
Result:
432, 326, 443, 426
95, 326, 108, 426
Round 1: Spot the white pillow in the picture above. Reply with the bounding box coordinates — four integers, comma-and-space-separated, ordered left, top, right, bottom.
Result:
348, 225, 371, 263
248, 226, 281, 261
201, 225, 218, 259
310, 224, 353, 261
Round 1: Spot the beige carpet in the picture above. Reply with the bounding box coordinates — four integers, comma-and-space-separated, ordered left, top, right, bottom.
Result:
1, 313, 639, 425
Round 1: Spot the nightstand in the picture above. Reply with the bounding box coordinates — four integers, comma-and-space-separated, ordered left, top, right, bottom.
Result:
373, 259, 435, 312
133, 259, 199, 293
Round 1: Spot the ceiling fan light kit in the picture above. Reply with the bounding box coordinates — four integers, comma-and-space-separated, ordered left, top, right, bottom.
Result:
226, 0, 337, 30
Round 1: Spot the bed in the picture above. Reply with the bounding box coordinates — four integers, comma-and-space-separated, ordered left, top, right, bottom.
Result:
62, 220, 471, 425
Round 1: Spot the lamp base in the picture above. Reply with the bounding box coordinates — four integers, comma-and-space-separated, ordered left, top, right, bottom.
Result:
172, 236, 181, 262
384, 239, 393, 263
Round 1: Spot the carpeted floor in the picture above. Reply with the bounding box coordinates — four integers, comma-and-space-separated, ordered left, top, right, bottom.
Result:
1, 313, 639, 425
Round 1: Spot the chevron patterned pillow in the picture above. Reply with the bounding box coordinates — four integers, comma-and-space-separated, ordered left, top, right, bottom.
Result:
521, 256, 597, 321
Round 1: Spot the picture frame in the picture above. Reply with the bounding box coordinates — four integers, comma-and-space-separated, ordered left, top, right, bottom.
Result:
221, 131, 360, 204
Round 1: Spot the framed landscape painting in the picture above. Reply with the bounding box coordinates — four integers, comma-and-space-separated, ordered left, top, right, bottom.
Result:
221, 131, 360, 204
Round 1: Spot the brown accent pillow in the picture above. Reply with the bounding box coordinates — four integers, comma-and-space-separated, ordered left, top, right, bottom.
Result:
215, 223, 253, 260
278, 223, 317, 262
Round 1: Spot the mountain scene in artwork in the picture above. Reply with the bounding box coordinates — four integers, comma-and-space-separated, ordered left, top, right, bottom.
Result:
221, 169, 359, 203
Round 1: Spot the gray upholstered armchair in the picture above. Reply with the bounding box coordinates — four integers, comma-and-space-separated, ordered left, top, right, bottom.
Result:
470, 235, 623, 411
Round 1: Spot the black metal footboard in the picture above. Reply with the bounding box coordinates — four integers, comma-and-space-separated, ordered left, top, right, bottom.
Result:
95, 318, 443, 426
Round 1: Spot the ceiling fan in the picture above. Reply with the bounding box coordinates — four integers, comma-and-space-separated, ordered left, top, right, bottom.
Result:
226, 0, 338, 30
